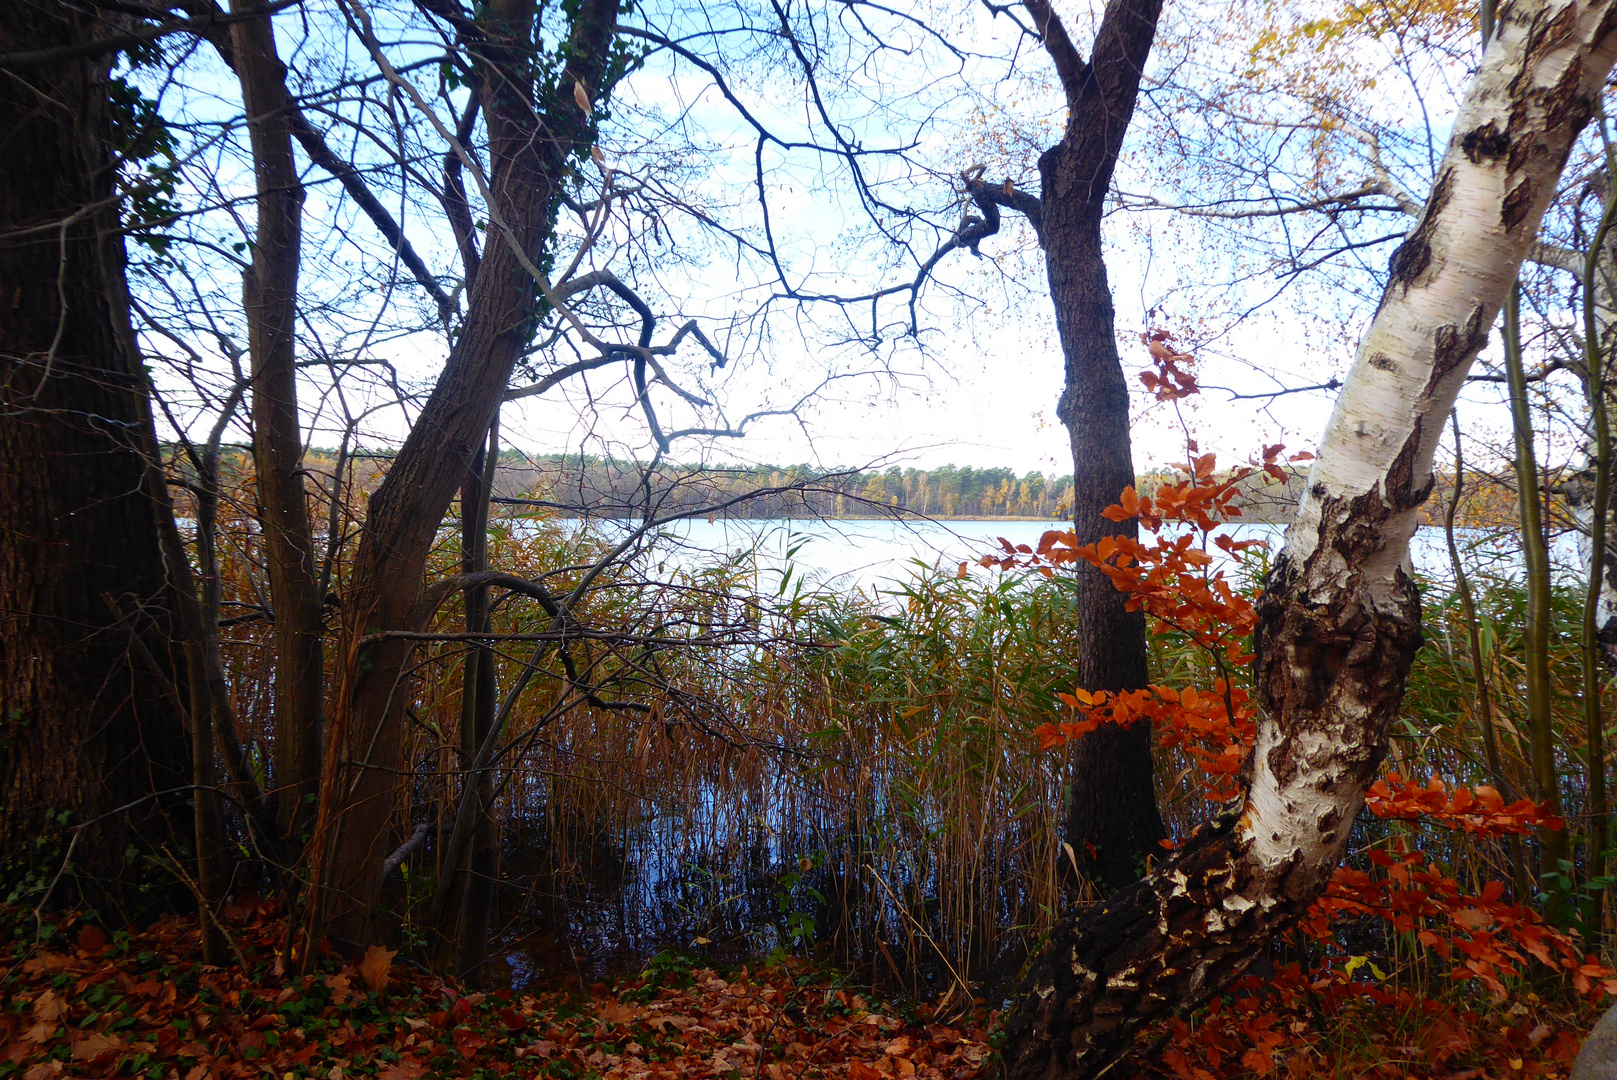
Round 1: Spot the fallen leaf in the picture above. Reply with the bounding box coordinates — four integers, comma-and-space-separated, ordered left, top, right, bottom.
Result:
70, 1032, 125, 1061
75, 925, 106, 954
22, 1022, 57, 1045
359, 944, 395, 993
32, 990, 65, 1025
598, 1000, 639, 1025
21, 954, 69, 977
326, 972, 353, 1006
378, 1058, 427, 1080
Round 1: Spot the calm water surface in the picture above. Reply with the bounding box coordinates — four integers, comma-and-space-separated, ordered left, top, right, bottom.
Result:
557, 516, 1579, 595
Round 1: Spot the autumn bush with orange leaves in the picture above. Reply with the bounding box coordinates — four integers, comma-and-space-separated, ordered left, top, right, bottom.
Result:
971, 333, 1617, 1076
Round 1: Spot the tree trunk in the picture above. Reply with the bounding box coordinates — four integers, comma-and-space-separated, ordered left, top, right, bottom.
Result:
306, 0, 620, 954
1504, 286, 1571, 892
1001, 3, 1617, 1075
454, 421, 500, 984
230, 0, 324, 852
1027, 0, 1167, 893
0, 1, 191, 894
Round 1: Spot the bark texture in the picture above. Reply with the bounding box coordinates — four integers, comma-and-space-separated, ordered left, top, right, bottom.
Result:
308, 0, 620, 952
0, 1, 190, 889
230, 0, 324, 850
1001, 2, 1617, 1075
1025, 0, 1168, 893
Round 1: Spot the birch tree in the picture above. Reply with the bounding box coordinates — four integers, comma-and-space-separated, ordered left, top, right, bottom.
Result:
999, 1, 1617, 1075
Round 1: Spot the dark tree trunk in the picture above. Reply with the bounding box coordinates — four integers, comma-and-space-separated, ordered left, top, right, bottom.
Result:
306, 0, 620, 954
1028, 0, 1167, 893
0, 1, 190, 895
453, 425, 500, 984
229, 0, 324, 852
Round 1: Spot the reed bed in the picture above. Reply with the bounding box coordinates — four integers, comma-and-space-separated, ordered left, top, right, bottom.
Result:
194, 474, 1617, 998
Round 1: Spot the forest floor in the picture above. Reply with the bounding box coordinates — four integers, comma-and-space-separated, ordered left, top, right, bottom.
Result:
0, 899, 1608, 1080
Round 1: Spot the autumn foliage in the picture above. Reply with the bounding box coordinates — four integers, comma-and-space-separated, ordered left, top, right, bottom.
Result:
983, 424, 1617, 1076
1, 901, 993, 1080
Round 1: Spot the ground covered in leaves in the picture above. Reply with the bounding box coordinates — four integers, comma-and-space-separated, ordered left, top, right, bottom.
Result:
0, 900, 1610, 1080
0, 901, 992, 1080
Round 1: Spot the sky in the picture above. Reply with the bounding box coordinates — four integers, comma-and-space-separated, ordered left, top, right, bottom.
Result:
136, 0, 1560, 483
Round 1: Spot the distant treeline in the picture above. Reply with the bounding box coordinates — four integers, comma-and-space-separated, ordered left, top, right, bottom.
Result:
484, 455, 1081, 520
224, 449, 1510, 527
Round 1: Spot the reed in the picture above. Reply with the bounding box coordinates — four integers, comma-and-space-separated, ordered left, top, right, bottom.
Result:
189, 460, 1617, 996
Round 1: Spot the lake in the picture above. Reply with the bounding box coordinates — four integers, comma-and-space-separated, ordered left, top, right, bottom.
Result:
554, 516, 1581, 597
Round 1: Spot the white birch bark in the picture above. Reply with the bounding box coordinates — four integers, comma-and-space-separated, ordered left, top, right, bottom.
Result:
1003, 4, 1617, 1077
1252, 0, 1617, 871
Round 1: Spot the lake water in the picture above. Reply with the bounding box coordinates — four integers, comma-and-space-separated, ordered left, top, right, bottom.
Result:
556, 516, 1580, 597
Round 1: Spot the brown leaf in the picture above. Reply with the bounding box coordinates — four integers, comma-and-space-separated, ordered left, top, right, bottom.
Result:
21, 954, 69, 977
32, 990, 65, 1025
378, 1057, 427, 1080
326, 972, 353, 1005
597, 1000, 639, 1026
75, 925, 107, 954
22, 1022, 57, 1045
22, 1064, 62, 1080
70, 1032, 125, 1061
359, 944, 395, 993
573, 79, 591, 115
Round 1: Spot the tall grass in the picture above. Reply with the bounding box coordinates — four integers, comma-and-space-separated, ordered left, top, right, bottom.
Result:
192, 469, 1617, 996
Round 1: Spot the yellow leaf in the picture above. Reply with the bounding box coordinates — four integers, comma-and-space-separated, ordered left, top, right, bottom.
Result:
573, 79, 591, 115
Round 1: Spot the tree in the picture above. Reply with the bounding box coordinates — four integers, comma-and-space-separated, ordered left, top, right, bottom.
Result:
302, 0, 627, 953
228, 0, 325, 850
641, 0, 1175, 893
0, 1, 192, 893
1015, 0, 1168, 892
998, 1, 1617, 1075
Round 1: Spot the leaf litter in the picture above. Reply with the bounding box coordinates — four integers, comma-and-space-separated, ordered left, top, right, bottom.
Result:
1, 901, 1610, 1079
0, 902, 993, 1080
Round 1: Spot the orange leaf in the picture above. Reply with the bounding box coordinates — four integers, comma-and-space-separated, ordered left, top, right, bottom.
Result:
359, 944, 395, 993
